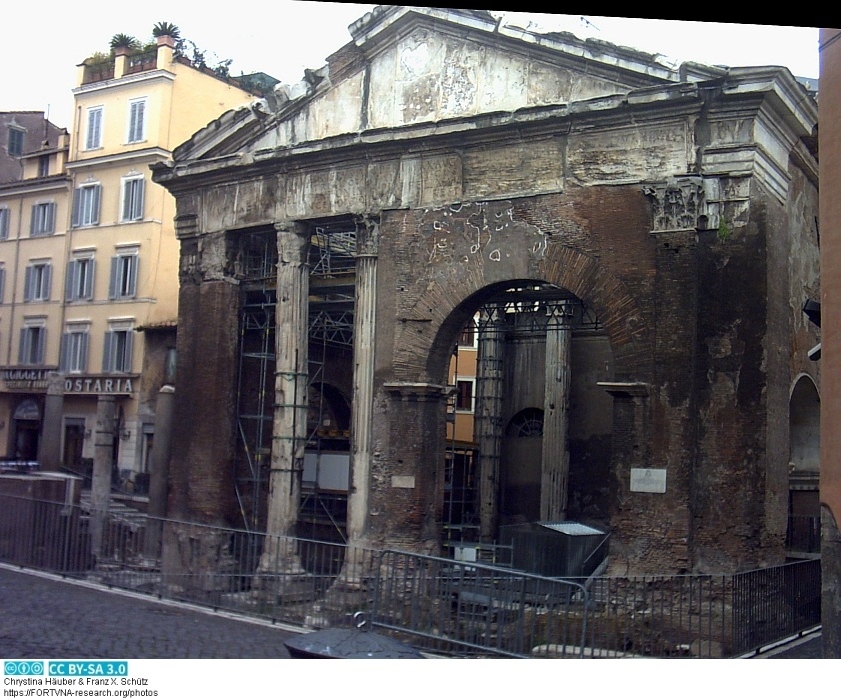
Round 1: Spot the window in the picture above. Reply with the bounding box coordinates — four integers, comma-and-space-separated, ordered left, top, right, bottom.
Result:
458, 318, 477, 348
65, 257, 95, 301
455, 378, 475, 412
85, 107, 103, 150
0, 208, 9, 240
71, 183, 101, 227
109, 251, 138, 299
121, 177, 144, 221
127, 99, 146, 143
60, 326, 89, 374
18, 323, 46, 365
38, 155, 50, 177
8, 128, 24, 157
30, 202, 55, 236
103, 325, 133, 373
24, 261, 51, 302
507, 408, 545, 437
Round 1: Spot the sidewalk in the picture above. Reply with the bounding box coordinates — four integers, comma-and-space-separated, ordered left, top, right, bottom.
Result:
753, 629, 823, 659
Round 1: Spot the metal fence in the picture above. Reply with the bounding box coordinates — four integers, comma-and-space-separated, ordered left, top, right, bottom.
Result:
0, 493, 821, 658
371, 549, 590, 657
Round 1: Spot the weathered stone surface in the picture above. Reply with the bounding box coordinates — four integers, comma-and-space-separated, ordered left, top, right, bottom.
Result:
153, 7, 818, 577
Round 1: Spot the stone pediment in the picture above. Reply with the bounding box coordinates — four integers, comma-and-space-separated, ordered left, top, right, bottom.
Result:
170, 7, 702, 164
161, 5, 816, 207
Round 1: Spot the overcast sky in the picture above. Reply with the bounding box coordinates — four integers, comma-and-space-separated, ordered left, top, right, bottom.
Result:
0, 3, 819, 129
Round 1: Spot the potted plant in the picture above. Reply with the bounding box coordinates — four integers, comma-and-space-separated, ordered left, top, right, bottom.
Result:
110, 33, 139, 55
152, 21, 180, 39
152, 21, 180, 49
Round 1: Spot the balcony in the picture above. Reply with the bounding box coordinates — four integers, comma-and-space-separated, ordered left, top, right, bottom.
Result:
82, 60, 115, 84
125, 50, 157, 76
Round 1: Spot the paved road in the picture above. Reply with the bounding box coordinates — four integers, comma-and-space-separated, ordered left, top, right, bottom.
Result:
0, 565, 295, 659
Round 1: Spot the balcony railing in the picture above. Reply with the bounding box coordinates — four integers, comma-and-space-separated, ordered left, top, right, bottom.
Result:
82, 62, 115, 84
125, 50, 157, 75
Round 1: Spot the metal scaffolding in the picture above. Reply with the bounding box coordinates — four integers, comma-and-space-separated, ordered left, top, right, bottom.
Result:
476, 284, 601, 335
232, 223, 358, 538
442, 283, 602, 549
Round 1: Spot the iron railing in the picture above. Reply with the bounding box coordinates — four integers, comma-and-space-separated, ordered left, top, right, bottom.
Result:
731, 557, 821, 654
372, 549, 589, 657
0, 493, 821, 658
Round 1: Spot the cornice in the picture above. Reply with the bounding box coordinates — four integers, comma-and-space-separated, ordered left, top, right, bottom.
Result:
67, 147, 171, 171
72, 69, 174, 96
0, 175, 71, 195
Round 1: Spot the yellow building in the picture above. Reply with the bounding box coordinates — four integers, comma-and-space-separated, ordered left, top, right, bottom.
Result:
444, 315, 479, 542
0, 30, 263, 491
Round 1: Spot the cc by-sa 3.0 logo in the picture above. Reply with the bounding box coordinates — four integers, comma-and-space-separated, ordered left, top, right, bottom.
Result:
4, 661, 45, 676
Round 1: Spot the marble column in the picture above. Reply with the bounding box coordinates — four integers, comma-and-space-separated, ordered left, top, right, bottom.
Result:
144, 385, 174, 559
90, 395, 116, 560
260, 221, 310, 574
541, 304, 572, 522
38, 372, 64, 472
348, 216, 378, 545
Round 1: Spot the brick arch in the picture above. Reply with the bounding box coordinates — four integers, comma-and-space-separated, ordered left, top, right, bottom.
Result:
389, 201, 651, 385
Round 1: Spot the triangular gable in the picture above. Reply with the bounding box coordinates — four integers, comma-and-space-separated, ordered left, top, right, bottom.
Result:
170, 7, 741, 164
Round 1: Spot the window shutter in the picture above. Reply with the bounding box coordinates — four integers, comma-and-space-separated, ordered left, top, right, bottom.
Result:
42, 264, 52, 300
108, 256, 119, 299
71, 190, 81, 228
59, 333, 69, 372
86, 109, 101, 150
0, 209, 8, 239
121, 182, 130, 221
129, 101, 145, 141
85, 259, 95, 299
66, 260, 76, 300
36, 328, 46, 364
23, 266, 32, 302
123, 330, 134, 372
128, 256, 138, 297
18, 329, 27, 363
80, 332, 89, 372
29, 205, 37, 236
103, 332, 113, 372
133, 179, 145, 220
0, 268, 5, 303
46, 203, 55, 234
91, 185, 101, 225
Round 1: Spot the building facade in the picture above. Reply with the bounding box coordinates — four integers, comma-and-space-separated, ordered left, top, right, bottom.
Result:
1, 112, 66, 184
153, 7, 819, 575
0, 32, 260, 492
819, 26, 841, 660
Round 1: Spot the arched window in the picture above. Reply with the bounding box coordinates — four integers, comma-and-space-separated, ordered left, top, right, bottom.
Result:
506, 408, 544, 437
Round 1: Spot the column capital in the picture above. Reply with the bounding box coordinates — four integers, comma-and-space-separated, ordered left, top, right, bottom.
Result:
273, 220, 308, 237
355, 214, 380, 257
275, 221, 310, 265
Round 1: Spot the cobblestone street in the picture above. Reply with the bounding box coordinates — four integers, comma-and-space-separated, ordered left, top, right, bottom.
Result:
0, 565, 294, 659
